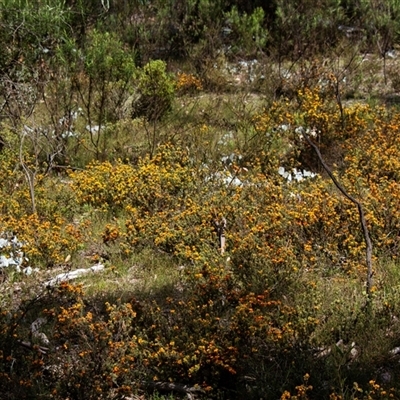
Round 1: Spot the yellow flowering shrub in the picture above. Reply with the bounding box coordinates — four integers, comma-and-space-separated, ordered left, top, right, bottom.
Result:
69, 144, 196, 214
0, 145, 82, 268
176, 72, 203, 94
6, 67, 400, 399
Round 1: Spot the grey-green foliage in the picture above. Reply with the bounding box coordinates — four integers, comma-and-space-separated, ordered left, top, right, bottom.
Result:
79, 30, 137, 157
50, 29, 137, 161
83, 30, 136, 83
273, 0, 346, 57
0, 0, 70, 71
224, 6, 268, 56
77, 28, 137, 118
0, 0, 72, 127
359, 0, 400, 54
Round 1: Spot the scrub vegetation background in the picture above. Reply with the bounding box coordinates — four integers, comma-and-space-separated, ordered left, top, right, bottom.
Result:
2, 0, 400, 399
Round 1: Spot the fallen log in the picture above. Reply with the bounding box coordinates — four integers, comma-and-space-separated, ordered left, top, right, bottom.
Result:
44, 263, 105, 287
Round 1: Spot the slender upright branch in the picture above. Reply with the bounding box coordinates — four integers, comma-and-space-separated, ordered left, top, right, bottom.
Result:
19, 132, 36, 214
303, 133, 373, 300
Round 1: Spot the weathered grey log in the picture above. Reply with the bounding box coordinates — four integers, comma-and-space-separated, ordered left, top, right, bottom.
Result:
44, 263, 105, 287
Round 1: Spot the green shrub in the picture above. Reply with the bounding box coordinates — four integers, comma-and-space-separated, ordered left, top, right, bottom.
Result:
133, 60, 175, 122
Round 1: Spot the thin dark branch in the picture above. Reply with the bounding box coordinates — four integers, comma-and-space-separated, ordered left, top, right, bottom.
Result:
303, 133, 373, 300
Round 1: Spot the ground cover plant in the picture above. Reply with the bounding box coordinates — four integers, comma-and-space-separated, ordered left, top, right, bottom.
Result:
4, 1, 400, 399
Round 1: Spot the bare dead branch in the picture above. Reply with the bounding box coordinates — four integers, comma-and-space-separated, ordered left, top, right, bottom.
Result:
303, 132, 373, 300
17, 340, 49, 355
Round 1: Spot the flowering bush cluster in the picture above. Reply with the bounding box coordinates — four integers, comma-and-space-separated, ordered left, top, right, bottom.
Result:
62, 135, 399, 397
4, 72, 400, 399
0, 145, 83, 269
176, 72, 203, 94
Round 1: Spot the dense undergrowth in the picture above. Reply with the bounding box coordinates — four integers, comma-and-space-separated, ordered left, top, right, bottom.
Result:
3, 1, 400, 399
